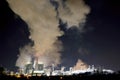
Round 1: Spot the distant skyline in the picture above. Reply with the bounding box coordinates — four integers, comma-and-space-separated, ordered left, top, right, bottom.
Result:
0, 0, 120, 71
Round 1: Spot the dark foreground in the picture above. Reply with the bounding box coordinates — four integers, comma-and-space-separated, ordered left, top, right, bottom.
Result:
0, 73, 120, 80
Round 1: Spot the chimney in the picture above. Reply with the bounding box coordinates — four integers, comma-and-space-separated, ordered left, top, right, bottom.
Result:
33, 57, 38, 70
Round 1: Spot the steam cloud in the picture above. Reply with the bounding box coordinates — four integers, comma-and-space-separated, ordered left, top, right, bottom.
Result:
16, 44, 34, 68
7, 0, 90, 68
73, 59, 88, 70
57, 0, 90, 28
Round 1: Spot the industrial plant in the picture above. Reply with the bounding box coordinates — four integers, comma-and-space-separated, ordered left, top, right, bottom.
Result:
17, 57, 114, 76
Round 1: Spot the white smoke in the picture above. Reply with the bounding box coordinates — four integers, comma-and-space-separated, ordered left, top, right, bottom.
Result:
57, 0, 90, 28
73, 59, 88, 70
16, 44, 34, 68
7, 0, 62, 67
7, 0, 90, 68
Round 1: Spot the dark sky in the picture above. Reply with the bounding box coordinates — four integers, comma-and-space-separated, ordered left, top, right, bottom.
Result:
0, 0, 120, 71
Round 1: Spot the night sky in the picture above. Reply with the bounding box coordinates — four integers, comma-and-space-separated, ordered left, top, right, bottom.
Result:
0, 0, 120, 71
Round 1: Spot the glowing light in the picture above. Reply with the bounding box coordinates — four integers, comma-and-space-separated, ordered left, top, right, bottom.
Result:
60, 76, 63, 79
16, 75, 21, 78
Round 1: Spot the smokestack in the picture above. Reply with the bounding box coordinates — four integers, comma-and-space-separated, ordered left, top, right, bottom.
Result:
52, 64, 55, 72
61, 66, 65, 72
33, 57, 38, 70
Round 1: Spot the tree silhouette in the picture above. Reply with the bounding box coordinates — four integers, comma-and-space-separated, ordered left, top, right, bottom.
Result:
0, 66, 5, 74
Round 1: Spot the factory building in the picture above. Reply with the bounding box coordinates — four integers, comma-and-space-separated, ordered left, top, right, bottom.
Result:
21, 57, 114, 76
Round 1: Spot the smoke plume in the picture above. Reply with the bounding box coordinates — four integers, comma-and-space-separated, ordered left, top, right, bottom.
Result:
56, 0, 90, 28
7, 0, 90, 68
16, 44, 35, 68
73, 59, 88, 70
7, 0, 62, 67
